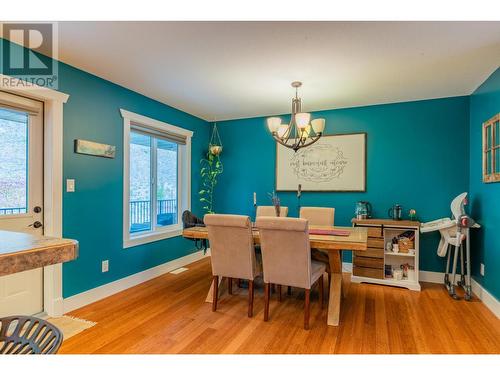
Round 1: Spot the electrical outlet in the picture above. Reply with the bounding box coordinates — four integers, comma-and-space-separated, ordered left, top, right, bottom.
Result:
66, 179, 75, 192
480, 263, 485, 276
102, 260, 109, 273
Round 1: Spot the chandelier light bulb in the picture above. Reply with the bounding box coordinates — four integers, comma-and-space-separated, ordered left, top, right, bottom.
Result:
267, 117, 282, 133
311, 118, 325, 133
277, 124, 289, 139
295, 112, 311, 129
300, 125, 311, 140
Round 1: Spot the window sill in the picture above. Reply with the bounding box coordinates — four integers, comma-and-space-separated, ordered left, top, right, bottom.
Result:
123, 225, 183, 248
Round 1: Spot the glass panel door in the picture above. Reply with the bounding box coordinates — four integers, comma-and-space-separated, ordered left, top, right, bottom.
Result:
0, 91, 44, 316
0, 108, 28, 215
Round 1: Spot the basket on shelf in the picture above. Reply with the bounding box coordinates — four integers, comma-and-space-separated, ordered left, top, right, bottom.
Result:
398, 237, 414, 253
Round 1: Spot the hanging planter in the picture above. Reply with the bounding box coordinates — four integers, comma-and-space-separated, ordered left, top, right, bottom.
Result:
209, 123, 223, 156
199, 123, 224, 214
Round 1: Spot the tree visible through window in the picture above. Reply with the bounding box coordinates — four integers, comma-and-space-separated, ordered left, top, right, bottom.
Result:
483, 113, 500, 183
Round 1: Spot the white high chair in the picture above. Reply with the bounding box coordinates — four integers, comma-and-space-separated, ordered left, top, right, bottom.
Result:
420, 193, 480, 300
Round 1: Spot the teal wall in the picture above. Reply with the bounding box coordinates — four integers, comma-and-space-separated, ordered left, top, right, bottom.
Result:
1, 39, 210, 298
59, 63, 210, 298
214, 97, 470, 271
469, 67, 500, 300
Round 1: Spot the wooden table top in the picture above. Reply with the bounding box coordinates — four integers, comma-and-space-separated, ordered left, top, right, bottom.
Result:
0, 230, 79, 276
183, 225, 367, 251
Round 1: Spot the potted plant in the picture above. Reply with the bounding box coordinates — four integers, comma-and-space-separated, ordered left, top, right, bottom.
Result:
199, 124, 223, 214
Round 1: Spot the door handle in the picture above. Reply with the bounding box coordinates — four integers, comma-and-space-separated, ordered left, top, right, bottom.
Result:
29, 221, 43, 229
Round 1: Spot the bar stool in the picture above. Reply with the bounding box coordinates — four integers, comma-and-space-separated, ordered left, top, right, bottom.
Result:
0, 315, 63, 354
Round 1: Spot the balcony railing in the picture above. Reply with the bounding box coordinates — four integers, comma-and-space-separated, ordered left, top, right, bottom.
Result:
0, 207, 27, 215
130, 199, 177, 233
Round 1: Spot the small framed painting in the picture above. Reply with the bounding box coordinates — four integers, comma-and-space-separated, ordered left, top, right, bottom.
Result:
276, 133, 366, 192
74, 139, 116, 159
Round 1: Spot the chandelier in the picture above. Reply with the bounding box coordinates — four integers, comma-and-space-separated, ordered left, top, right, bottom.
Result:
266, 81, 325, 152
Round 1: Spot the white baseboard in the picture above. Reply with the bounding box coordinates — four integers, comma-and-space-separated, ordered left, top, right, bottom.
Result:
343, 262, 499, 319
419, 270, 445, 284
63, 249, 210, 313
471, 278, 500, 318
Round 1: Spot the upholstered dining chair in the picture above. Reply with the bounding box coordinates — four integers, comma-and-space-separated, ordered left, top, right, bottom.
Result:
299, 207, 335, 226
300, 206, 334, 276
256, 206, 289, 217
256, 217, 325, 329
204, 214, 258, 317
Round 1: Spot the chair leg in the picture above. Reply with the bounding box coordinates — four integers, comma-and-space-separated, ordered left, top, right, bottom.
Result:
228, 277, 233, 295
304, 288, 310, 330
287, 286, 292, 296
264, 283, 270, 322
212, 276, 219, 312
248, 280, 254, 318
319, 275, 324, 309
277, 285, 282, 302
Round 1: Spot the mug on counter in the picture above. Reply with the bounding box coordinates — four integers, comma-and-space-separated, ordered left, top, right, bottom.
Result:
393, 269, 403, 280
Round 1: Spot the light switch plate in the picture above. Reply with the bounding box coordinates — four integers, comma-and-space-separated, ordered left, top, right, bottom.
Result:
102, 260, 109, 273
66, 179, 75, 192
480, 263, 485, 276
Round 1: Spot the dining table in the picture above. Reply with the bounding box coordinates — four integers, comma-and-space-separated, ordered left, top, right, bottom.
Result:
182, 224, 368, 326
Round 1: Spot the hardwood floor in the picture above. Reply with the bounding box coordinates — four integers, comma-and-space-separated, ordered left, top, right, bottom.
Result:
59, 258, 500, 354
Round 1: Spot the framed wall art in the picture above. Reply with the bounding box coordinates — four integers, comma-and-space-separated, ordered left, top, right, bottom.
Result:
276, 133, 366, 192
74, 139, 116, 159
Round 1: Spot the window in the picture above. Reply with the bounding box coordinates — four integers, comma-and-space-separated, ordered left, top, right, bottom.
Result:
0, 108, 28, 215
121, 109, 193, 248
483, 113, 500, 183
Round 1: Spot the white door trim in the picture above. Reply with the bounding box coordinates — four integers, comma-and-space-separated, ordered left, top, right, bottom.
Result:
1, 74, 69, 317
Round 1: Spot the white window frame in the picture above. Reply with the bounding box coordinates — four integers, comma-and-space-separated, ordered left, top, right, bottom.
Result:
120, 109, 193, 248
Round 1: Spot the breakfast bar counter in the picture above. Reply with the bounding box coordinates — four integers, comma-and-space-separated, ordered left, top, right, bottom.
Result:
0, 230, 78, 277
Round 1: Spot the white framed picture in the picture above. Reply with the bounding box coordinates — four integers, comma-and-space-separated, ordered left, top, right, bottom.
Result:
276, 133, 366, 192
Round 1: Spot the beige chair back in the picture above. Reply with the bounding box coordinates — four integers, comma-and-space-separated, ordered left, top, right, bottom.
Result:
256, 206, 289, 217
204, 214, 257, 280
256, 217, 312, 289
300, 207, 335, 226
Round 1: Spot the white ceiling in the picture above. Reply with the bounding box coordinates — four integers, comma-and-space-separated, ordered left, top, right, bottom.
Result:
53, 22, 500, 120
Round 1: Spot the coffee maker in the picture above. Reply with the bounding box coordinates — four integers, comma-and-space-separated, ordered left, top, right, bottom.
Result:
388, 204, 403, 220
355, 201, 372, 219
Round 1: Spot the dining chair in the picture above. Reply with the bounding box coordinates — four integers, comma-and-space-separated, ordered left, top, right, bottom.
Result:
256, 217, 325, 329
256, 206, 289, 217
299, 207, 335, 226
204, 214, 258, 317
300, 206, 334, 276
